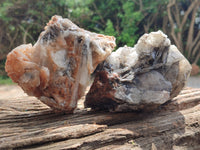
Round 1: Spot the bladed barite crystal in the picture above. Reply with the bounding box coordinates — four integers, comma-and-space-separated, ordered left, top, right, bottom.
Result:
85, 31, 192, 111
5, 17, 191, 113
5, 16, 116, 112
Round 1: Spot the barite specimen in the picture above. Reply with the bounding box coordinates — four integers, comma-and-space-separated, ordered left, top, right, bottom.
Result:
5, 15, 116, 112
85, 31, 192, 111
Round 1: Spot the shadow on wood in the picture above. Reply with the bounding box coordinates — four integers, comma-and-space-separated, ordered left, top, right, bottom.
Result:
0, 87, 200, 149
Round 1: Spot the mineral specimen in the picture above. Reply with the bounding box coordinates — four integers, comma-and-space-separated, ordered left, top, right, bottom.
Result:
85, 31, 192, 111
5, 15, 116, 112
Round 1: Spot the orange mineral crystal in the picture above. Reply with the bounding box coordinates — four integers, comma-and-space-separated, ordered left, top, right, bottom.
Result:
5, 15, 116, 112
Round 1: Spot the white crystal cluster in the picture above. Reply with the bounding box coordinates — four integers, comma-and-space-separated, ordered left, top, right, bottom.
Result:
85, 31, 192, 111
5, 15, 191, 112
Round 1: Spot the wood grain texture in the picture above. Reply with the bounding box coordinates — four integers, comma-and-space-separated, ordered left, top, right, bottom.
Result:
0, 87, 200, 149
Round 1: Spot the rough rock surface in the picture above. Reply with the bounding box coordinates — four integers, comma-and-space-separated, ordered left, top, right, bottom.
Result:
191, 63, 200, 76
5, 15, 116, 112
85, 31, 192, 111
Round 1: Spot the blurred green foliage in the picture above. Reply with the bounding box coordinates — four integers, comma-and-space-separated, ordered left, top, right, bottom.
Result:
0, 0, 199, 79
0, 75, 14, 84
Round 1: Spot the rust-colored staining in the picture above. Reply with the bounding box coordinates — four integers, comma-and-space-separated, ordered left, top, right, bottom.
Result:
5, 15, 116, 112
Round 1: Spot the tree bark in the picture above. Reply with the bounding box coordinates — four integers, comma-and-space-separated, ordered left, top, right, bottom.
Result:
187, 3, 200, 60
167, 0, 200, 63
167, 0, 183, 52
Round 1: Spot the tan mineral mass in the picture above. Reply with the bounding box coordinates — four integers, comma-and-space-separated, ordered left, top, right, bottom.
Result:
5, 15, 116, 112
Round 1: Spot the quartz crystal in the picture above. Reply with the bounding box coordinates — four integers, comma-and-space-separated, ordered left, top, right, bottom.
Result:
85, 31, 192, 111
5, 15, 116, 112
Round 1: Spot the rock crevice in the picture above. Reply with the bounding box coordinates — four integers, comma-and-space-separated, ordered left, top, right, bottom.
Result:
85, 31, 191, 112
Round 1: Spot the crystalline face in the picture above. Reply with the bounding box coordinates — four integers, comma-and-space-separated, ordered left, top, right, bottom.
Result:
5, 15, 116, 112
85, 31, 191, 112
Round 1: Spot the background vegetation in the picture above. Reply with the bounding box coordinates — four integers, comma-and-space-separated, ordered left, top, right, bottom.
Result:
0, 0, 200, 79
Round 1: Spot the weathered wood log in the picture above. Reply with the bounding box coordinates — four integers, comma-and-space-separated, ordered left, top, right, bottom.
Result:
0, 86, 199, 149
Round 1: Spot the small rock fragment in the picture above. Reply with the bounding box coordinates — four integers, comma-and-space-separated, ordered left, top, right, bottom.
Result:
5, 15, 116, 112
85, 31, 191, 111
191, 63, 200, 76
